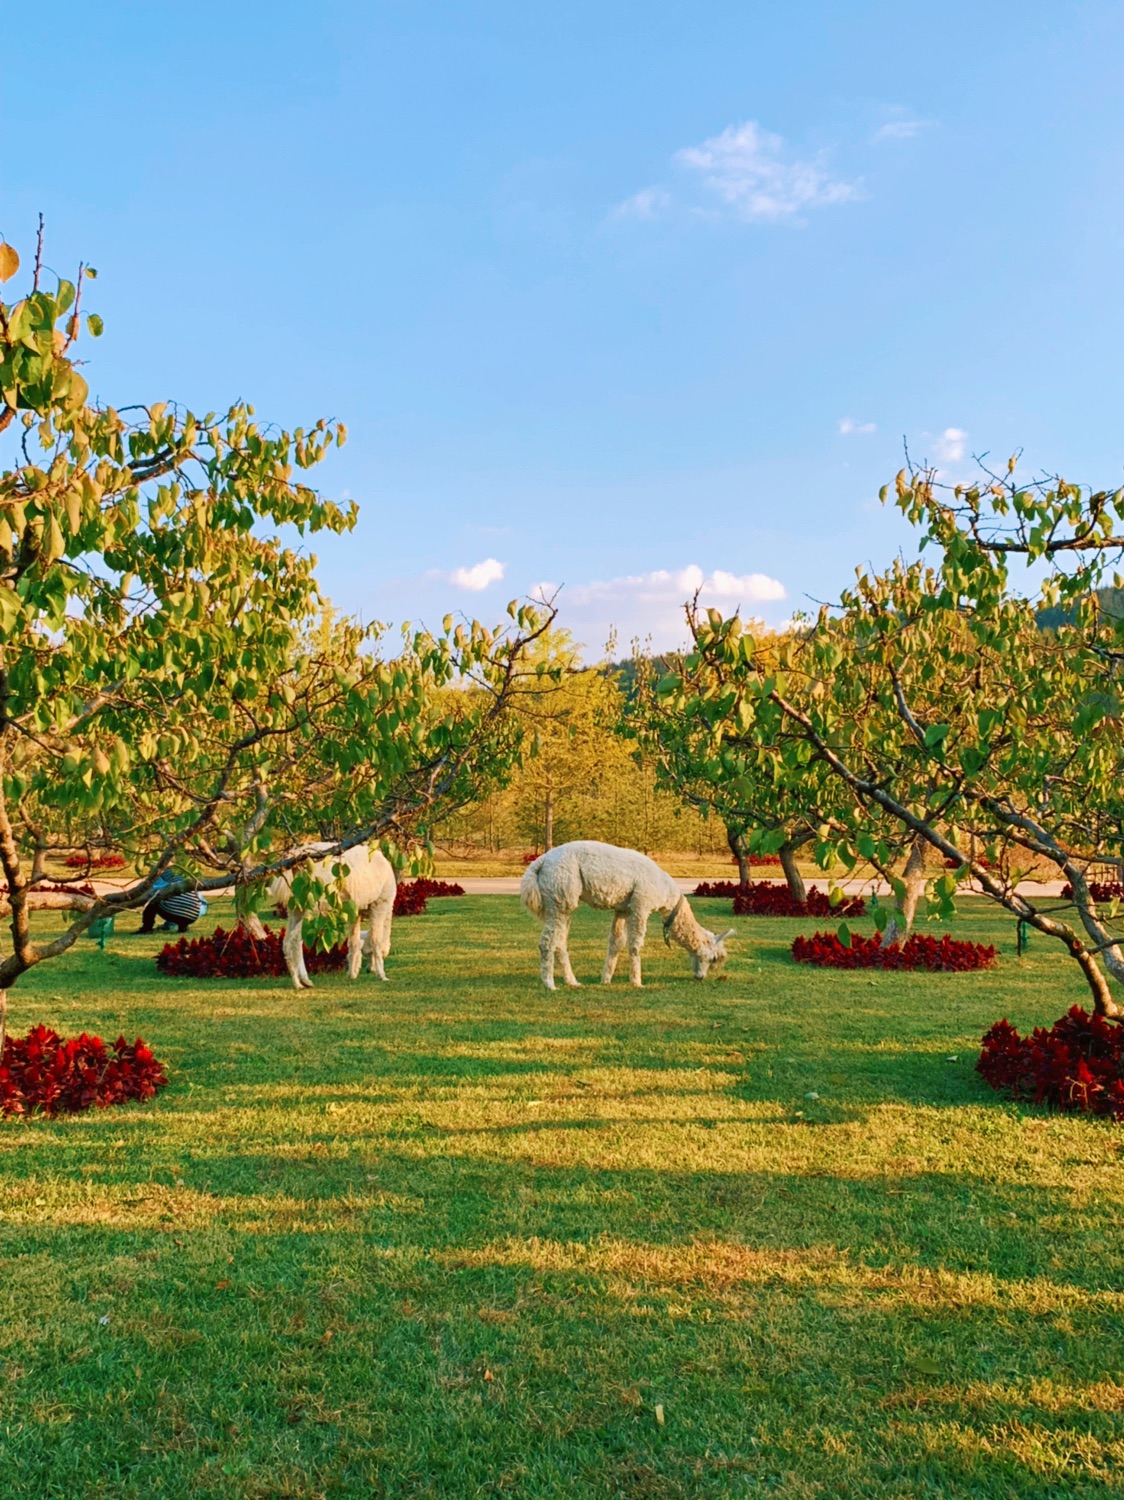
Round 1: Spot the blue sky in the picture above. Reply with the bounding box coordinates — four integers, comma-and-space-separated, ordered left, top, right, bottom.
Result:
5, 1, 1124, 653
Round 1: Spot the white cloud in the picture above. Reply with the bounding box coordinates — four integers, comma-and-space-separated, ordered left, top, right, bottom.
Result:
450, 557, 505, 591
612, 185, 671, 220
839, 417, 877, 436
872, 117, 930, 143
932, 427, 968, 463
675, 121, 859, 221
532, 564, 787, 655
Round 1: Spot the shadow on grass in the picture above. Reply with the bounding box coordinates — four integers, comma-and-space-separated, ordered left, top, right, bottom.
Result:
2, 1151, 1121, 1499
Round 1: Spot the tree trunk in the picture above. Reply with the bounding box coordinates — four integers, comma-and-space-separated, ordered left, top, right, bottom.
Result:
234, 882, 268, 938
544, 790, 554, 852
778, 838, 808, 903
725, 824, 751, 888
1071, 941, 1121, 1019
0, 988, 7, 1060
885, 838, 927, 944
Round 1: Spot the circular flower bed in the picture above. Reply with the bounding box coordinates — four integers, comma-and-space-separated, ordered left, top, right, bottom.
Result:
792, 929, 997, 971
63, 852, 126, 870
1061, 881, 1124, 903
393, 877, 466, 916
1, 1025, 167, 1117
693, 880, 866, 917
737, 883, 866, 918
157, 924, 348, 979
410, 877, 465, 899
693, 880, 743, 898
978, 1006, 1124, 1121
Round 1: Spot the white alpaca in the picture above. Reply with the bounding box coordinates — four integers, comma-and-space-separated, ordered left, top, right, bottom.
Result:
268, 843, 396, 990
520, 840, 735, 990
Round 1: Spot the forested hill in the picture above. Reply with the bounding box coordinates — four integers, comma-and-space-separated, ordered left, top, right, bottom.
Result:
1037, 585, 1124, 631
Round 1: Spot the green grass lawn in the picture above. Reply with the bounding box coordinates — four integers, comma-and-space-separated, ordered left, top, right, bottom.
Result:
1, 897, 1121, 1498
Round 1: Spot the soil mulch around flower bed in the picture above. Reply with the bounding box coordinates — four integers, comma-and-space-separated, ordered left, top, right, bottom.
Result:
978, 1006, 1124, 1121
792, 929, 997, 972
1, 1025, 168, 1118
156, 924, 349, 979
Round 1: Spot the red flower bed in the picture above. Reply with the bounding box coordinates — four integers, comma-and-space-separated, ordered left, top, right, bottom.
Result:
63, 852, 126, 870
734, 882, 866, 918
978, 1007, 1124, 1121
156, 924, 348, 978
394, 882, 428, 916
406, 877, 465, 899
1061, 881, 1124, 904
792, 929, 997, 971
1, 1025, 167, 1118
693, 879, 743, 897
732, 854, 782, 867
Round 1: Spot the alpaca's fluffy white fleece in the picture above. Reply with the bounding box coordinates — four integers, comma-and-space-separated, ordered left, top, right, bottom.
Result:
269, 843, 396, 990
521, 840, 733, 990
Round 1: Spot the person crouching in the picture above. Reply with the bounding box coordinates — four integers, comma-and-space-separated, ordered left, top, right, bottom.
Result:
138, 874, 208, 933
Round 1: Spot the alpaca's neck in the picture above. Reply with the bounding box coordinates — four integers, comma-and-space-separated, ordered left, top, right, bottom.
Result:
666, 898, 708, 955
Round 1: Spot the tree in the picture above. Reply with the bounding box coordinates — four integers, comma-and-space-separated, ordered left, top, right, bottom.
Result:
664, 462, 1124, 1018
0, 227, 552, 1042
627, 634, 836, 899
437, 637, 717, 858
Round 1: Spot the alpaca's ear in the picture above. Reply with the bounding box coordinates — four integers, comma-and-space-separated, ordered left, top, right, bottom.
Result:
719, 929, 736, 942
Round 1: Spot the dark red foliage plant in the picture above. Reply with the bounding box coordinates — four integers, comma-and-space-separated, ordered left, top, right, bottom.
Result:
403, 877, 465, 900
692, 879, 867, 916
1, 1025, 168, 1118
736, 883, 867, 918
156, 924, 348, 979
792, 928, 997, 972
977, 1007, 1124, 1121
393, 883, 428, 916
693, 880, 744, 898
1061, 881, 1124, 904
63, 852, 126, 870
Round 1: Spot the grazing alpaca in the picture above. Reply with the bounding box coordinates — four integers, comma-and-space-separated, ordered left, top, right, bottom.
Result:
520, 840, 735, 990
268, 843, 396, 990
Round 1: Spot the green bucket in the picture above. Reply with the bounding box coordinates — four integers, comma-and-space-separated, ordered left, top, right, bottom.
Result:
85, 914, 115, 950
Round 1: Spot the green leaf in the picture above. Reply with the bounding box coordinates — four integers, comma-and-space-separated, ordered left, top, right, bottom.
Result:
923, 723, 949, 748
86, 313, 104, 338
837, 922, 852, 948
0, 587, 21, 635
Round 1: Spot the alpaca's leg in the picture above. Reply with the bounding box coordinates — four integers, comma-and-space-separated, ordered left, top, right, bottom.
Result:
555, 911, 581, 988
283, 913, 313, 990
539, 919, 558, 989
348, 915, 363, 980
369, 899, 391, 980
602, 912, 627, 984
626, 909, 647, 987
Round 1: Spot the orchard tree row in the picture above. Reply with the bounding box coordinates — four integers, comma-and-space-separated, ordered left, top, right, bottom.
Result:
627, 464, 1124, 1019
0, 226, 558, 1036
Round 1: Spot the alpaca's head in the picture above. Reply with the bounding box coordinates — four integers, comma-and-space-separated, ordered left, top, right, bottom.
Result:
664, 898, 735, 979
689, 925, 736, 979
